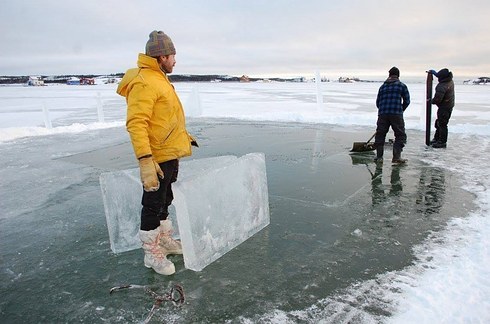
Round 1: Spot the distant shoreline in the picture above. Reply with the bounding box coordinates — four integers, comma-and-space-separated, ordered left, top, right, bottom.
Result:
1, 74, 487, 85
0, 74, 382, 85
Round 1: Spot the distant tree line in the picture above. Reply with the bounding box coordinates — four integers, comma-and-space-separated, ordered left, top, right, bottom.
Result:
0, 76, 29, 84
0, 74, 299, 84
0, 74, 123, 84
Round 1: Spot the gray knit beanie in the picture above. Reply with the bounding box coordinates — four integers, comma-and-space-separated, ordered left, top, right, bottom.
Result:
145, 30, 176, 57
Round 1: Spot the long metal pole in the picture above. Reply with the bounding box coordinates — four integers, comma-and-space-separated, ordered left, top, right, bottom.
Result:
425, 72, 433, 146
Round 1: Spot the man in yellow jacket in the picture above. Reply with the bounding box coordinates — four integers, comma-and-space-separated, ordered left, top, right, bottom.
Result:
117, 30, 197, 275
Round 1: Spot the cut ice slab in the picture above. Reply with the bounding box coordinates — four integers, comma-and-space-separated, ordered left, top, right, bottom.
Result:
174, 153, 270, 271
99, 155, 238, 254
99, 153, 270, 271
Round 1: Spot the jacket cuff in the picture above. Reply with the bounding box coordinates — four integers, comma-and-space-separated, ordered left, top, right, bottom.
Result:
138, 154, 152, 160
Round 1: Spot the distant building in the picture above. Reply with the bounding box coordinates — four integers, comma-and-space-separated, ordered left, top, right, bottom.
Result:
338, 77, 360, 83
27, 76, 44, 86
239, 75, 250, 83
67, 77, 80, 85
291, 77, 306, 82
104, 78, 120, 84
80, 77, 95, 85
464, 77, 490, 85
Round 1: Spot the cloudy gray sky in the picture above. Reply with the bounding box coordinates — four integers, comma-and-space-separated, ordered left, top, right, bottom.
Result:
1, 0, 489, 79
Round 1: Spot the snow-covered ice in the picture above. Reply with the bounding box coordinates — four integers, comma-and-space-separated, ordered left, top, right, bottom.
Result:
1, 80, 489, 322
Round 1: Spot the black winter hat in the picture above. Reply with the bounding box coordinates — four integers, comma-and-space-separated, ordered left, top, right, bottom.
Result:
389, 67, 400, 77
436, 68, 450, 80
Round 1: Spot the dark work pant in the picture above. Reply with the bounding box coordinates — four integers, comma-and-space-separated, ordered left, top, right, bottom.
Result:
434, 107, 453, 144
140, 159, 179, 231
375, 114, 407, 150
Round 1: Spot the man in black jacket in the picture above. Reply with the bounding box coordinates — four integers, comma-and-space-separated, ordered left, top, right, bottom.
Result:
430, 68, 455, 148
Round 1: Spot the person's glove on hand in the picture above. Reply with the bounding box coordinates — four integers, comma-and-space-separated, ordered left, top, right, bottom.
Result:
428, 69, 438, 76
138, 156, 164, 192
189, 134, 199, 147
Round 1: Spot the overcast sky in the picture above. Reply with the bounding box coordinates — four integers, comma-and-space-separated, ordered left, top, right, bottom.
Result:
1, 0, 489, 79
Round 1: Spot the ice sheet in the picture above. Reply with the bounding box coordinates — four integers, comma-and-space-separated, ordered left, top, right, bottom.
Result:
173, 152, 270, 271
99, 153, 270, 272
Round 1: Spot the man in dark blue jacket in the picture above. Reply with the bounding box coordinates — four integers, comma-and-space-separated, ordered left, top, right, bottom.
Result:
374, 67, 410, 164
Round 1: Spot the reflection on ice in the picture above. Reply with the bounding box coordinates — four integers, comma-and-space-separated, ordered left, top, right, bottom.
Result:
416, 167, 446, 216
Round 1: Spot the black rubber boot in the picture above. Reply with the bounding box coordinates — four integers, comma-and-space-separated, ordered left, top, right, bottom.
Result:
432, 142, 447, 148
392, 147, 407, 164
374, 146, 384, 163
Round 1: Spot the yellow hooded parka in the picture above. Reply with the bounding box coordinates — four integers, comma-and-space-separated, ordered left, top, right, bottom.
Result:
117, 53, 194, 163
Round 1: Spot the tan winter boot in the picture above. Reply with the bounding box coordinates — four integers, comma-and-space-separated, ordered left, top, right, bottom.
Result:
158, 219, 183, 255
139, 228, 175, 275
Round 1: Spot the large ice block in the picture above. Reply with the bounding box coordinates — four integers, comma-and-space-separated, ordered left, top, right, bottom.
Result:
174, 153, 270, 271
99, 168, 141, 254
99, 153, 270, 271
99, 155, 239, 254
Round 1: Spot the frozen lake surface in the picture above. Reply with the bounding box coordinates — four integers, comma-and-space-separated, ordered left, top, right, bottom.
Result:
1, 82, 489, 322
